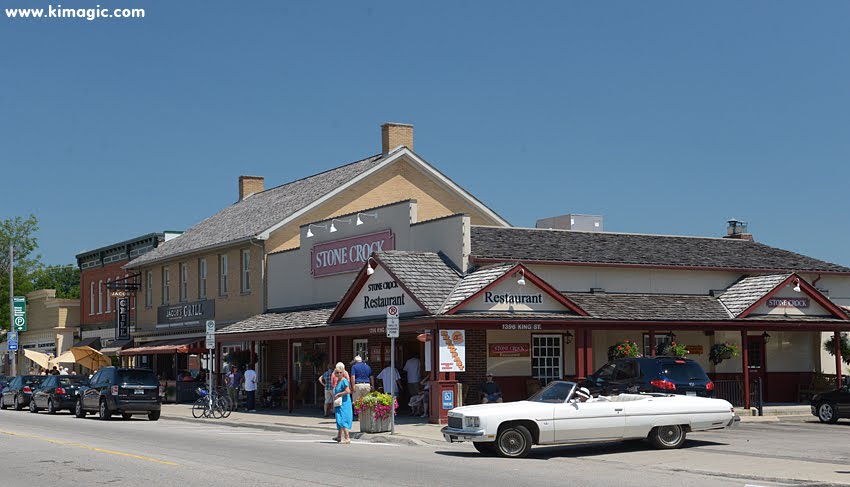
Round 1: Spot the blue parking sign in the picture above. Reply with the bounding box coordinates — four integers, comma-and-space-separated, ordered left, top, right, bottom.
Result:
8, 331, 18, 351
442, 390, 453, 409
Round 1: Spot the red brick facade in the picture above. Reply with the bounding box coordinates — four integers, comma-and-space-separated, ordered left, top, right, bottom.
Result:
80, 261, 131, 326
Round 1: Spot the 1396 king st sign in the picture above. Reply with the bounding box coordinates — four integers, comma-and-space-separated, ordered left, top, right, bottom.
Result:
157, 299, 215, 326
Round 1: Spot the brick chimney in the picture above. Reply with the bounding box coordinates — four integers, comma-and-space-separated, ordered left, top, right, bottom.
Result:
381, 123, 414, 154
238, 176, 264, 201
723, 219, 754, 241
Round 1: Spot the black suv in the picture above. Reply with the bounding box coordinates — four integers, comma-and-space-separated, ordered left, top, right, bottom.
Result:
0, 375, 46, 410
584, 357, 715, 398
75, 367, 161, 421
30, 375, 89, 414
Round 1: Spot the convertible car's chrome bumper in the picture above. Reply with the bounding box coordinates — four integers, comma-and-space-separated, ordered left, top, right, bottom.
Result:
728, 415, 741, 428
441, 426, 486, 443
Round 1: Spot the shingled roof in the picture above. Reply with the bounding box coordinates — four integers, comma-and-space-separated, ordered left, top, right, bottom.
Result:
471, 226, 850, 273
564, 293, 732, 321
716, 274, 792, 317
440, 263, 515, 313
127, 153, 387, 267
374, 251, 461, 314
218, 305, 335, 335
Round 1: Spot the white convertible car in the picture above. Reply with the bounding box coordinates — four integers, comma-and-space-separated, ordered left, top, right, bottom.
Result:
442, 381, 739, 458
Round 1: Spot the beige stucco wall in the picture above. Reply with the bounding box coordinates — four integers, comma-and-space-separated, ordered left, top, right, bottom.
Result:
17, 290, 79, 372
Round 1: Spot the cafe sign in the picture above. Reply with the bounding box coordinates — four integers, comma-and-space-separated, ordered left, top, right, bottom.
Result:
157, 299, 215, 326
767, 297, 809, 308
489, 343, 530, 357
311, 231, 395, 277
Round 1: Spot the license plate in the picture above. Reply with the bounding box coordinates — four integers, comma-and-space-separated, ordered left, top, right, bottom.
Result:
686, 391, 697, 396
134, 389, 145, 395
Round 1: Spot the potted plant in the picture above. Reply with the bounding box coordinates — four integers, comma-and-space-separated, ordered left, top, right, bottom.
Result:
657, 341, 689, 358
709, 342, 740, 365
354, 391, 399, 433
607, 340, 641, 361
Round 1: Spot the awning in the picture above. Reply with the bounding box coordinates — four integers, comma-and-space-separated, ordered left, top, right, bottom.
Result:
73, 337, 102, 350
100, 338, 134, 356
120, 338, 205, 356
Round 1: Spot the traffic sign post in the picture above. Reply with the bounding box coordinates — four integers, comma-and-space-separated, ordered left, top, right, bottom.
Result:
13, 296, 26, 332
205, 320, 215, 396
386, 305, 399, 434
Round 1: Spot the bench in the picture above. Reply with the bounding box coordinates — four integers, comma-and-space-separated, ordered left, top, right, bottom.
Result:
798, 373, 836, 402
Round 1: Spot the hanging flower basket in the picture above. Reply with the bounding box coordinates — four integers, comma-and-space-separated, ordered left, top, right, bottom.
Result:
657, 341, 689, 358
354, 392, 399, 433
607, 340, 641, 361
709, 342, 739, 365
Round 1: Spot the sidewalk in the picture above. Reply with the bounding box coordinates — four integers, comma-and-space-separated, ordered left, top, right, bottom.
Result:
159, 404, 449, 446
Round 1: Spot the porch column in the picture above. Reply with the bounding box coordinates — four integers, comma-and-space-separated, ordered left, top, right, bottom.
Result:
214, 342, 222, 389
649, 330, 656, 357
584, 329, 594, 377
287, 338, 293, 413
250, 341, 256, 367
575, 328, 586, 378
835, 331, 843, 389
741, 330, 750, 410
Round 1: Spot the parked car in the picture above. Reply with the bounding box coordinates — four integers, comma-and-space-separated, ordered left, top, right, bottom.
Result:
30, 375, 89, 414
0, 376, 9, 394
75, 367, 161, 421
811, 383, 850, 423
584, 357, 714, 398
0, 375, 47, 410
442, 380, 738, 458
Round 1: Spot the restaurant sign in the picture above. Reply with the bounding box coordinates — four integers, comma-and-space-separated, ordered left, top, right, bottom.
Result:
766, 297, 809, 308
489, 343, 530, 357
157, 299, 215, 326
311, 231, 395, 277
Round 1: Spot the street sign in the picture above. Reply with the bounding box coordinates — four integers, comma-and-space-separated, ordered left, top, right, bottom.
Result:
110, 290, 131, 298
386, 305, 399, 338
205, 320, 216, 349
116, 298, 130, 339
7, 331, 18, 351
442, 390, 454, 409
13, 296, 26, 332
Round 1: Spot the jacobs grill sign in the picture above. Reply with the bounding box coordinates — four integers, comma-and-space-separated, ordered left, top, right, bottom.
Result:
158, 299, 215, 325
311, 231, 395, 277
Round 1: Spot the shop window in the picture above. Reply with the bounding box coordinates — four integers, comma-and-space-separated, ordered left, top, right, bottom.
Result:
642, 333, 672, 357
106, 278, 112, 313
179, 262, 188, 302
145, 271, 153, 308
89, 282, 95, 315
162, 266, 170, 304
241, 249, 250, 293
532, 334, 562, 386
219, 254, 228, 296
198, 258, 207, 299
353, 339, 368, 362
293, 342, 303, 382
98, 280, 103, 314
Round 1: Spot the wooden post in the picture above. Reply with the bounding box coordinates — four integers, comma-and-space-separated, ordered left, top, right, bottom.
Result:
741, 330, 750, 410
584, 329, 594, 377
649, 330, 656, 357
250, 341, 256, 367
287, 338, 293, 413
835, 331, 843, 389
575, 328, 586, 379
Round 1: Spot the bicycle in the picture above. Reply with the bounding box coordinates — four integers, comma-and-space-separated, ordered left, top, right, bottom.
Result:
192, 387, 231, 419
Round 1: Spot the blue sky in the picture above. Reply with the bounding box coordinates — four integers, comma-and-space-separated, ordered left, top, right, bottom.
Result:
2, 1, 849, 267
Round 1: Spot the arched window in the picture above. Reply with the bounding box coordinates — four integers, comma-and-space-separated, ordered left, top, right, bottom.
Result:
106, 278, 112, 313
89, 282, 95, 315
98, 280, 103, 314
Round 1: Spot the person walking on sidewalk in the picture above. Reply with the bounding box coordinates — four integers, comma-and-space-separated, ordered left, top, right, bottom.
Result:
332, 362, 353, 444
244, 364, 258, 412
350, 355, 373, 408
226, 366, 243, 411
318, 363, 334, 418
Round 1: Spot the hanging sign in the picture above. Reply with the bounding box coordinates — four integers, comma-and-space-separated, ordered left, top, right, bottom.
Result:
116, 298, 130, 339
488, 343, 531, 357
13, 296, 26, 332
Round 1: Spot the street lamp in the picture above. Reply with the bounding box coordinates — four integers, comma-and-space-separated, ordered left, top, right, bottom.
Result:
762, 332, 771, 344
563, 331, 573, 344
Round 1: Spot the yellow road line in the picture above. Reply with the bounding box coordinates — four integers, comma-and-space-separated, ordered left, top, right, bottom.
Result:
0, 430, 179, 466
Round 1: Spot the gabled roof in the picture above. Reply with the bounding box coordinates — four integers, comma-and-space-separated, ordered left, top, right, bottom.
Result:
564, 293, 732, 321
717, 274, 792, 317
128, 153, 387, 267
470, 226, 850, 274
373, 251, 461, 314
439, 263, 515, 313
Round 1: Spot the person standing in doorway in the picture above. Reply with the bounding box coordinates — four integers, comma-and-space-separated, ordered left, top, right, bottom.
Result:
403, 354, 421, 397
350, 355, 373, 410
318, 363, 334, 418
377, 364, 401, 398
244, 363, 258, 412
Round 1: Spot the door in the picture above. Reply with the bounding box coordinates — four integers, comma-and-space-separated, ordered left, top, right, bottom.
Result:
83, 371, 102, 409
4, 377, 20, 403
33, 376, 51, 408
554, 400, 625, 442
747, 335, 766, 401
836, 386, 850, 415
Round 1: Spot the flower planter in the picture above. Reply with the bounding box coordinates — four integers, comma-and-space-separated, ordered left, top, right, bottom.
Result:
359, 410, 392, 433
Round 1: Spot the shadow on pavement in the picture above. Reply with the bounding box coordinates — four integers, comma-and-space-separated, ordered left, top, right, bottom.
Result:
434, 439, 728, 460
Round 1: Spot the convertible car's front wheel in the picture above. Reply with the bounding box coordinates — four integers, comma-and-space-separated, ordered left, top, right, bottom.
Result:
496, 425, 532, 458
649, 425, 686, 449
473, 441, 497, 456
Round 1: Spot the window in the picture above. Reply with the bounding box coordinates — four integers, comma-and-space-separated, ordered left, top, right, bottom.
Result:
89, 282, 95, 315
98, 280, 103, 314
353, 339, 368, 362
106, 278, 112, 313
642, 333, 672, 357
293, 342, 303, 382
198, 258, 207, 299
145, 271, 153, 308
241, 249, 250, 293
532, 334, 562, 386
219, 254, 228, 295
179, 262, 188, 302
162, 266, 170, 304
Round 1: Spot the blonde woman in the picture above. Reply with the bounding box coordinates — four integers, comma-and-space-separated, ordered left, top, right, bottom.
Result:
332, 362, 353, 444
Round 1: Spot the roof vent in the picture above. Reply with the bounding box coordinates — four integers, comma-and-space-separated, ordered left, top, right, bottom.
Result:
724, 219, 753, 241
536, 214, 603, 231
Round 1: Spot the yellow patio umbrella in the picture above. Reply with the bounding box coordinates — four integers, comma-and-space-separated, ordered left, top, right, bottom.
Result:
23, 349, 53, 369
53, 346, 112, 371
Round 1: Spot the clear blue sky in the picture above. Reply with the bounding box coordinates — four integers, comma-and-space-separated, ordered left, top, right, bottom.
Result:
2, 1, 848, 267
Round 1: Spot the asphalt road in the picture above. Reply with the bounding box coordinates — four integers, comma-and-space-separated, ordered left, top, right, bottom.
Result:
0, 408, 848, 487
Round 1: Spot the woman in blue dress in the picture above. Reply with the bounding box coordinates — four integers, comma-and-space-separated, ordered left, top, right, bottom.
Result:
333, 362, 353, 444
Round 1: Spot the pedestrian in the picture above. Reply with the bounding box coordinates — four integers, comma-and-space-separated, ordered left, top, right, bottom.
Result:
60, 367, 69, 376
403, 353, 421, 397
244, 363, 258, 412
350, 355, 373, 408
332, 362, 352, 444
317, 363, 334, 418
377, 364, 401, 398
226, 365, 242, 411
50, 366, 60, 375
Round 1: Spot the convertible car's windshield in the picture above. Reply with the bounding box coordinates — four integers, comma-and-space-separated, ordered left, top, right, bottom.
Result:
529, 381, 576, 403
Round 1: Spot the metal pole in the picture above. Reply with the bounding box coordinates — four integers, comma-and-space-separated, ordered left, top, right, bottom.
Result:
390, 336, 395, 435
9, 244, 16, 377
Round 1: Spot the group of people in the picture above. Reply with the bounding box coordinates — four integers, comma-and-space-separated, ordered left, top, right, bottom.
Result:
35, 365, 75, 376
225, 363, 258, 412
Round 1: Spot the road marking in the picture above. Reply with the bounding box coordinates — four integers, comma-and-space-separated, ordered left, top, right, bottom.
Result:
0, 430, 179, 466
273, 439, 399, 446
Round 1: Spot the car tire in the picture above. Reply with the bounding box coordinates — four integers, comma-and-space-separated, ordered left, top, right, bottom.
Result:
74, 400, 86, 418
817, 402, 839, 424
473, 441, 497, 456
649, 425, 687, 449
14, 395, 23, 411
47, 399, 57, 415
148, 410, 161, 421
98, 399, 112, 420
495, 424, 533, 458
0, 395, 6, 410
29, 399, 38, 413
122, 413, 132, 420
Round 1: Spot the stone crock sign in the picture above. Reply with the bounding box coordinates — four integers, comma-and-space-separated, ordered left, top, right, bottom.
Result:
311, 231, 395, 277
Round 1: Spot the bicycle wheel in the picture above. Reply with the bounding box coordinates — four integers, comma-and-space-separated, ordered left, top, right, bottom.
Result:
212, 396, 229, 419
192, 398, 207, 419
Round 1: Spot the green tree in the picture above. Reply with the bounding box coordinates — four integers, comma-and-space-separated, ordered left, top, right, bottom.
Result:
824, 333, 850, 366
31, 265, 80, 299
0, 214, 41, 331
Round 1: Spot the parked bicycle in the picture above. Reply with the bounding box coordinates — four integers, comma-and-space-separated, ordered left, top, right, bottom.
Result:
192, 387, 232, 419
